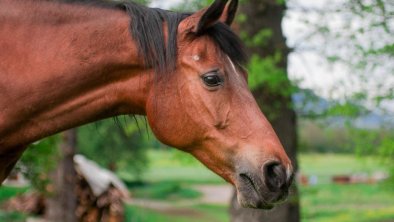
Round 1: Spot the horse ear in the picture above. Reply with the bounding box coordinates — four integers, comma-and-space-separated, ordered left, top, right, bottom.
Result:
220, 0, 238, 26
180, 0, 228, 35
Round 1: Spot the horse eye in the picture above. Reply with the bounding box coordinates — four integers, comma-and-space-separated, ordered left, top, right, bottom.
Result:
202, 73, 223, 88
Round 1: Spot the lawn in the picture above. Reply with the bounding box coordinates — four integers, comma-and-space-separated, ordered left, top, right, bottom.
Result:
125, 204, 229, 222
123, 150, 394, 222
125, 183, 394, 222
1, 151, 393, 222
301, 184, 394, 222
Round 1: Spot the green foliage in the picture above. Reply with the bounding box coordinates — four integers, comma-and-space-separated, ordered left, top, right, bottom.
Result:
376, 135, 394, 186
173, 0, 211, 11
236, 13, 247, 24
16, 136, 60, 193
378, 136, 394, 161
367, 43, 394, 56
299, 154, 387, 184
78, 117, 150, 179
276, 0, 286, 5
326, 102, 367, 117
299, 121, 350, 153
248, 54, 292, 94
168, 149, 197, 166
347, 128, 380, 156
0, 187, 29, 203
299, 120, 394, 157
133, 0, 151, 5
346, 126, 394, 184
242, 29, 273, 48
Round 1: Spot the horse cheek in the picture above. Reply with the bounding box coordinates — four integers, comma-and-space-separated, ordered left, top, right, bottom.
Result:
145, 92, 196, 150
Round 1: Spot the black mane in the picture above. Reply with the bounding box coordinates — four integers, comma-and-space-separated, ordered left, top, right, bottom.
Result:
63, 0, 248, 75
119, 2, 186, 75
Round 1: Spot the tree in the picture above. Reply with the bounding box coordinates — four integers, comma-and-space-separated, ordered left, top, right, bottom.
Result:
286, 0, 393, 115
46, 130, 78, 222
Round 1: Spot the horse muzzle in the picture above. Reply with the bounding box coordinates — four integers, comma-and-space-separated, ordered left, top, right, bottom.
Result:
235, 161, 294, 209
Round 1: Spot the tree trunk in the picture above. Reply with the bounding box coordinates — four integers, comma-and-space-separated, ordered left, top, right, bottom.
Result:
46, 129, 78, 222
230, 0, 300, 221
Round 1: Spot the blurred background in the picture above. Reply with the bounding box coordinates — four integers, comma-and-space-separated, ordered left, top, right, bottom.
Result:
1, 0, 393, 221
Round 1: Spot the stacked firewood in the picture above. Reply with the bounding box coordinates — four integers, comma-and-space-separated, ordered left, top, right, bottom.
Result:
75, 173, 125, 222
73, 155, 129, 222
2, 192, 45, 215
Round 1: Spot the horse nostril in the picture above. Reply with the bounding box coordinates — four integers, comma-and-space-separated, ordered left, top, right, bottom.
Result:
263, 161, 287, 192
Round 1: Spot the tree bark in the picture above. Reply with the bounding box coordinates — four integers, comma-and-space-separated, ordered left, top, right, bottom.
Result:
230, 0, 300, 221
46, 129, 78, 222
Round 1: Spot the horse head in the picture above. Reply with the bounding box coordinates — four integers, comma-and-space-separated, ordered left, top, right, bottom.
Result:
145, 0, 294, 209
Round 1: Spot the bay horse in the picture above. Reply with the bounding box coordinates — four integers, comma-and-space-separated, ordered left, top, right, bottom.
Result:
0, 0, 293, 209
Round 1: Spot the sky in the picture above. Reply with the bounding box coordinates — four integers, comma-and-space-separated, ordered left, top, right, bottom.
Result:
150, 0, 181, 8
150, 0, 394, 113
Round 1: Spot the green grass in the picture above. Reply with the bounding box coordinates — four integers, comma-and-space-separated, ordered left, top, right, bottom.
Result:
193, 204, 230, 222
0, 211, 28, 222
129, 181, 202, 200
301, 184, 394, 222
126, 206, 177, 222
125, 204, 229, 222
300, 154, 394, 222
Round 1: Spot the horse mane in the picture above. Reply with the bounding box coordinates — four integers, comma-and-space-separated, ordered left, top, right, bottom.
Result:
60, 0, 248, 75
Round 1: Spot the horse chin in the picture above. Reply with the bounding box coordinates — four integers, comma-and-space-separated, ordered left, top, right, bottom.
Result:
236, 188, 274, 209
235, 173, 276, 209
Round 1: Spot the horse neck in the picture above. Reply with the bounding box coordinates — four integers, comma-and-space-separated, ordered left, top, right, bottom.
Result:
0, 1, 152, 148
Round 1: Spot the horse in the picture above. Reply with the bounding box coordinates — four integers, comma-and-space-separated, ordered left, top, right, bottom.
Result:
0, 0, 293, 209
